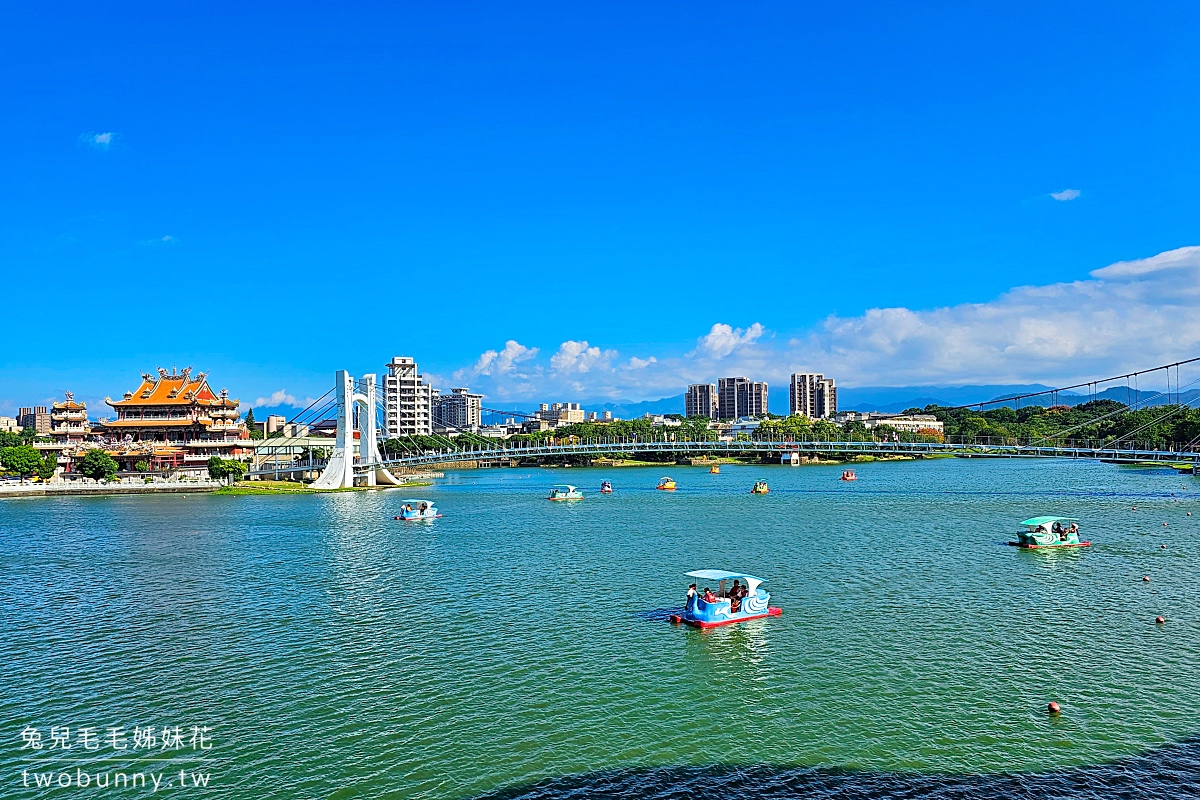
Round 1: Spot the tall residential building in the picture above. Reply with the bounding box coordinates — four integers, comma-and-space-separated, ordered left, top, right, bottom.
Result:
716, 378, 769, 420
536, 402, 585, 426
50, 391, 91, 443
383, 356, 432, 437
18, 406, 51, 435
789, 373, 837, 419
432, 387, 483, 431
685, 383, 718, 419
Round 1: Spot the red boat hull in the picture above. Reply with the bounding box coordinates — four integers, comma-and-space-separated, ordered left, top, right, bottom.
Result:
670, 607, 782, 628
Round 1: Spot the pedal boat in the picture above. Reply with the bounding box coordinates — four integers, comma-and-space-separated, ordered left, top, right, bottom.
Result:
395, 499, 441, 521
750, 480, 769, 494
657, 476, 677, 491
709, 465, 720, 474
599, 480, 613, 494
1010, 516, 1090, 549
548, 484, 584, 501
671, 570, 782, 628
840, 469, 857, 481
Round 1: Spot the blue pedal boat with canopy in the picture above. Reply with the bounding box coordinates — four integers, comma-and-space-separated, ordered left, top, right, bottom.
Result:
670, 569, 782, 628
1010, 516, 1089, 548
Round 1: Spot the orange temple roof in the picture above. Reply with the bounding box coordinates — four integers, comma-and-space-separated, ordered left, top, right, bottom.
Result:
107, 368, 239, 409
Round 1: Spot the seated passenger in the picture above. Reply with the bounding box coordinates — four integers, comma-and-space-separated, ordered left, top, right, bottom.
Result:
703, 587, 717, 603
1052, 521, 1063, 534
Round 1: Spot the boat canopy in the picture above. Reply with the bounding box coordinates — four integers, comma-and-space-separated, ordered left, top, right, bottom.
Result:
1021, 516, 1079, 527
686, 569, 764, 594
401, 499, 435, 505
552, 484, 577, 491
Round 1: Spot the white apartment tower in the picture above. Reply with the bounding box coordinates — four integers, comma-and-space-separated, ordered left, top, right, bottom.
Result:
685, 383, 718, 419
789, 372, 837, 419
384, 356, 432, 436
432, 387, 484, 431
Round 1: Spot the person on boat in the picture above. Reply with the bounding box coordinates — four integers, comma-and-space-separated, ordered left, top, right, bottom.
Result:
419, 502, 428, 514
1068, 522, 1078, 535
1052, 521, 1063, 535
729, 580, 744, 612
703, 587, 717, 603
686, 583, 697, 603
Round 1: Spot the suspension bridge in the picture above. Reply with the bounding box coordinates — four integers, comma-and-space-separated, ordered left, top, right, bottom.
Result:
246, 358, 1200, 484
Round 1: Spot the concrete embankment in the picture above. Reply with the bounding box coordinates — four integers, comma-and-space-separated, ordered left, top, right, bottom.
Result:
0, 482, 221, 499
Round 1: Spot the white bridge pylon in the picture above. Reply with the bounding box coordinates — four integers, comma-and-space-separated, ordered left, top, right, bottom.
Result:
312, 370, 402, 489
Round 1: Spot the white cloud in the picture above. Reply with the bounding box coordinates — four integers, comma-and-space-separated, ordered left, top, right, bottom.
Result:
1050, 189, 1081, 201
252, 390, 313, 408
138, 235, 175, 246
625, 356, 657, 370
439, 245, 1200, 400
693, 322, 766, 359
80, 131, 117, 151
550, 340, 617, 374
463, 340, 538, 378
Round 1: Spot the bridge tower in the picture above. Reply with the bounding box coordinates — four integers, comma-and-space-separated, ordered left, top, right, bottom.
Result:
312, 370, 402, 489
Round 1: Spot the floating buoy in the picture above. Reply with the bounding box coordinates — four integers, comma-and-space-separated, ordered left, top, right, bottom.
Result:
1143, 576, 1151, 582
1162, 544, 1167, 549
1132, 506, 1137, 511
1164, 522, 1169, 526
1156, 616, 1166, 625
1048, 702, 1061, 715
394, 516, 401, 520
1188, 512, 1193, 516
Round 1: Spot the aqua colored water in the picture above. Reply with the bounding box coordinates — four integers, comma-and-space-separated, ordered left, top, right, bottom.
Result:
2, 458, 1198, 798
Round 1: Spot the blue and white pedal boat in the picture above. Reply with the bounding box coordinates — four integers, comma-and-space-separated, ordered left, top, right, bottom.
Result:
670, 569, 782, 628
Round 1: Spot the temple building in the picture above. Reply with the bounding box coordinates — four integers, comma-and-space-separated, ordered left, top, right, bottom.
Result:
50, 391, 91, 443
98, 367, 250, 471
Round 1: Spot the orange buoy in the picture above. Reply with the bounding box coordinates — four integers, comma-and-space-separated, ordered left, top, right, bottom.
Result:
1156, 616, 1166, 624
1048, 702, 1061, 714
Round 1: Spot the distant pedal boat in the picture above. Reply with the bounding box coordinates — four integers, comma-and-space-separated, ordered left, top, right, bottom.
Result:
657, 476, 677, 491
395, 499, 441, 521
750, 480, 769, 494
599, 480, 613, 494
671, 570, 782, 628
548, 484, 584, 501
1010, 516, 1090, 548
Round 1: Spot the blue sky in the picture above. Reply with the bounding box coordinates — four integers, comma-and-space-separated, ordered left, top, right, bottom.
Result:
3, 2, 1199, 415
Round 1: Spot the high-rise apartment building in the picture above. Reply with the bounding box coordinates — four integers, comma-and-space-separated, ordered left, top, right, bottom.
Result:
685, 383, 718, 419
789, 373, 837, 419
383, 356, 432, 437
17, 406, 51, 435
432, 387, 483, 431
716, 377, 768, 420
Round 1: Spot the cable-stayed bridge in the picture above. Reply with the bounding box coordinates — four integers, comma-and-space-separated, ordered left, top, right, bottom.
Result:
246, 359, 1200, 484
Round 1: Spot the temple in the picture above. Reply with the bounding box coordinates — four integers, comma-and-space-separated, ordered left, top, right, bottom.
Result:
50, 391, 91, 443
98, 367, 249, 471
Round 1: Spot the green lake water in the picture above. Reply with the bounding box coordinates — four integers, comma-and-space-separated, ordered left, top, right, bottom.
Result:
1, 458, 1197, 798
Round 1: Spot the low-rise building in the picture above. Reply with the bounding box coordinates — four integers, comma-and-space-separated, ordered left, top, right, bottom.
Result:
0, 416, 20, 434
536, 402, 585, 426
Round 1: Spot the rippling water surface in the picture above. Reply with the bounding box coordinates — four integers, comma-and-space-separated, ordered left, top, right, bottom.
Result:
2, 459, 1198, 798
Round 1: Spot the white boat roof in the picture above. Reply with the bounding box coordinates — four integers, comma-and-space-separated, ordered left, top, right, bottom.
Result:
401, 499, 435, 504
686, 569, 762, 582
552, 484, 577, 490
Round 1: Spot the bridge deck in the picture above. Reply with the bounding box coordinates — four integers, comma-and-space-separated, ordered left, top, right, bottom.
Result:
246, 439, 1200, 476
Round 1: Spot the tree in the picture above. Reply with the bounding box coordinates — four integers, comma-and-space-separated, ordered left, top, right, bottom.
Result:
36, 453, 57, 480
78, 449, 118, 481
207, 456, 246, 482
134, 460, 150, 473
1, 445, 43, 478
245, 408, 263, 440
